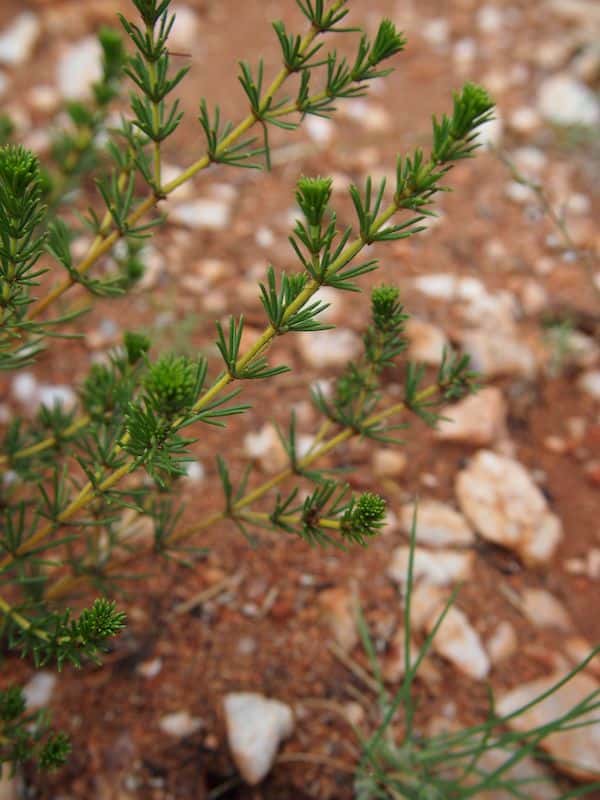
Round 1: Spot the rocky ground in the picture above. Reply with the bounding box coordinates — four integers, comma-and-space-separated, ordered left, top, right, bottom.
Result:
0, 0, 599, 798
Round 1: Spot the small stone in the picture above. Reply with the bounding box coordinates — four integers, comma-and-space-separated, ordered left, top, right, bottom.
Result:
136, 657, 163, 678
318, 587, 358, 652
426, 605, 490, 680
436, 387, 507, 446
405, 318, 449, 366
224, 693, 294, 785
305, 115, 334, 145
159, 710, 203, 738
23, 671, 56, 710
57, 37, 103, 100
12, 372, 39, 405
460, 330, 536, 378
587, 549, 600, 580
414, 273, 456, 300
456, 451, 562, 565
537, 74, 600, 128
255, 226, 274, 248
372, 449, 407, 479
497, 671, 600, 781
0, 12, 40, 66
519, 279, 548, 315
184, 461, 205, 483
28, 85, 60, 114
476, 111, 503, 148
564, 637, 600, 680
520, 589, 571, 630
474, 748, 561, 799
399, 500, 475, 547
509, 106, 541, 135
505, 181, 536, 205
169, 5, 201, 52
388, 547, 474, 587
453, 38, 477, 68
297, 328, 361, 369
39, 384, 77, 411
340, 100, 391, 132
382, 626, 420, 682
244, 424, 288, 473
476, 6, 504, 34
171, 198, 231, 230
421, 18, 450, 46
408, 584, 448, 630
486, 621, 518, 665
512, 146, 547, 177
578, 370, 600, 400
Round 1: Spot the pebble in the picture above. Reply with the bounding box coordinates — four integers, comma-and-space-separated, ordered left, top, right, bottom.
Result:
27, 84, 60, 114
318, 587, 358, 652
136, 657, 162, 678
23, 671, 56, 710
39, 384, 77, 411
497, 671, 600, 781
57, 37, 103, 100
0, 12, 40, 66
372, 449, 407, 479
474, 749, 561, 799
297, 328, 361, 369
421, 18, 450, 47
435, 387, 507, 446
578, 370, 600, 400
159, 710, 203, 738
453, 38, 477, 68
426, 605, 490, 680
456, 450, 562, 565
388, 547, 474, 587
170, 198, 231, 230
486, 621, 518, 665
476, 6, 505, 34
305, 115, 334, 146
520, 588, 571, 630
405, 318, 449, 366
537, 74, 600, 127
399, 500, 475, 547
476, 112, 503, 148
508, 106, 542, 135
184, 460, 205, 483
12, 372, 39, 406
224, 693, 294, 785
460, 329, 536, 378
243, 424, 288, 473
169, 5, 201, 52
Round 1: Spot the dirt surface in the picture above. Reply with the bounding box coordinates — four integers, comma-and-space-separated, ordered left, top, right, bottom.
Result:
1, 0, 599, 798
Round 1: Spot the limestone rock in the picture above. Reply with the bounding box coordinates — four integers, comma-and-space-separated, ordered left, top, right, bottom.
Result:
406, 318, 449, 366
318, 587, 357, 652
520, 588, 571, 630
57, 37, 103, 100
497, 671, 600, 781
388, 547, 473, 587
435, 387, 507, 446
399, 500, 475, 547
456, 451, 562, 565
224, 693, 294, 785
426, 605, 490, 680
537, 74, 600, 127
0, 12, 40, 66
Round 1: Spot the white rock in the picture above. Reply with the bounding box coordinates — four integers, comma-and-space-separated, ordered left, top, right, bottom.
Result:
224, 693, 294, 785
244, 424, 288, 473
159, 710, 203, 737
399, 500, 475, 547
255, 226, 274, 248
23, 671, 56, 710
169, 5, 201, 51
383, 627, 421, 682
578, 370, 600, 399
456, 451, 563, 565
406, 318, 449, 366
27, 84, 60, 114
136, 657, 163, 678
12, 372, 39, 405
520, 279, 548, 315
0, 12, 40, 66
340, 100, 391, 132
408, 583, 448, 630
512, 146, 547, 176
184, 460, 205, 483
453, 38, 477, 67
305, 115, 334, 145
436, 387, 507, 446
426, 606, 490, 680
388, 547, 474, 587
57, 37, 103, 100
421, 18, 450, 47
476, 111, 503, 148
509, 106, 541, 134
477, 6, 504, 34
39, 384, 77, 411
297, 328, 360, 369
318, 587, 358, 652
505, 180, 537, 204
520, 588, 571, 630
372, 449, 407, 479
171, 199, 231, 230
497, 671, 600, 781
537, 74, 600, 127
486, 621, 518, 665
414, 273, 456, 300
474, 748, 561, 799
460, 330, 536, 378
